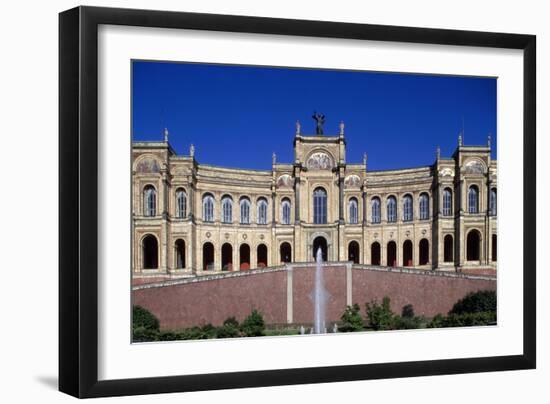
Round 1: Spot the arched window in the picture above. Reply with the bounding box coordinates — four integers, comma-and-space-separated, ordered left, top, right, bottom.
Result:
419, 239, 430, 265
142, 234, 158, 269
419, 193, 429, 220
281, 198, 291, 225
387, 196, 397, 223
313, 187, 327, 224
403, 240, 413, 266
468, 185, 479, 214
280, 242, 292, 263
239, 244, 250, 270
403, 194, 413, 222
371, 197, 381, 224
444, 234, 453, 263
175, 239, 185, 269
221, 243, 233, 271
143, 185, 156, 217
387, 241, 397, 267
257, 198, 268, 225
202, 194, 214, 222
202, 242, 214, 270
257, 244, 268, 267
371, 242, 381, 265
443, 188, 453, 216
490, 188, 497, 216
240, 198, 251, 224
467, 230, 481, 261
313, 236, 328, 261
348, 198, 358, 224
348, 241, 360, 264
175, 188, 187, 219
221, 196, 233, 223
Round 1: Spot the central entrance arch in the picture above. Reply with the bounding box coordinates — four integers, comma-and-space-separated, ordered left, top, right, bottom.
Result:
312, 236, 328, 261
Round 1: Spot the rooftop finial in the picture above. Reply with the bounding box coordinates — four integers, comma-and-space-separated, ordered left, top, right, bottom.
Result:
458, 134, 463, 146
339, 121, 345, 136
296, 120, 301, 135
363, 152, 368, 166
272, 152, 277, 165
487, 133, 492, 148
436, 146, 441, 160
312, 111, 325, 135
163, 127, 169, 142
190, 144, 195, 157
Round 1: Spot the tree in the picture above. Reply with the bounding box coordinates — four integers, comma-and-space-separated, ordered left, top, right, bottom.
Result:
365, 296, 395, 330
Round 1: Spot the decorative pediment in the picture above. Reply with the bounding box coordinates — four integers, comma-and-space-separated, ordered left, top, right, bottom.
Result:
276, 174, 294, 188
136, 158, 160, 173
344, 175, 361, 188
306, 152, 333, 170
464, 160, 486, 174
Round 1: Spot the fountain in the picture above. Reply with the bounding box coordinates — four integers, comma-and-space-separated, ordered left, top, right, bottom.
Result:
313, 247, 328, 334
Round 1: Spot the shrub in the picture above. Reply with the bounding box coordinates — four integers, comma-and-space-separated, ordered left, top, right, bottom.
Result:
132, 305, 160, 331
393, 315, 422, 330
216, 317, 241, 339
449, 290, 496, 315
366, 297, 395, 330
241, 309, 265, 337
339, 304, 364, 332
132, 326, 159, 342
428, 311, 496, 328
401, 304, 415, 319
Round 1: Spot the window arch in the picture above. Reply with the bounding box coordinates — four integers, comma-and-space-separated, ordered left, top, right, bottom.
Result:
419, 193, 429, 220
240, 197, 251, 224
403, 240, 413, 266
371, 242, 381, 265
257, 244, 268, 267
387, 196, 397, 223
371, 197, 381, 224
202, 242, 214, 270
143, 185, 156, 217
175, 239, 185, 269
202, 194, 214, 222
313, 187, 327, 224
467, 230, 481, 261
142, 234, 158, 269
175, 188, 187, 218
387, 241, 397, 267
280, 242, 292, 263
348, 198, 358, 224
257, 198, 268, 225
221, 195, 233, 223
443, 188, 453, 216
239, 243, 250, 270
221, 243, 233, 271
444, 234, 453, 263
403, 194, 413, 222
348, 241, 360, 264
468, 185, 479, 214
281, 198, 291, 225
490, 188, 497, 216
419, 239, 430, 265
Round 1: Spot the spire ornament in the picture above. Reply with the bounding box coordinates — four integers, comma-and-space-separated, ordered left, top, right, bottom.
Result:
295, 120, 301, 135
339, 121, 345, 136
190, 144, 195, 157
436, 146, 441, 160
163, 127, 169, 142
272, 152, 277, 165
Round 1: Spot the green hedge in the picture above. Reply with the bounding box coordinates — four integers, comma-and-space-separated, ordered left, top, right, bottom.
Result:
449, 290, 496, 315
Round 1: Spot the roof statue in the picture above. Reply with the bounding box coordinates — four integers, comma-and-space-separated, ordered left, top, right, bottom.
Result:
312, 111, 325, 135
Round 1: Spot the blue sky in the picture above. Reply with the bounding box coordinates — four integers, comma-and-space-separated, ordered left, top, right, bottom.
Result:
132, 61, 496, 170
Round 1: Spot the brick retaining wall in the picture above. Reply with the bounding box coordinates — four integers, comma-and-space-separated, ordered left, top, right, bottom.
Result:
132, 264, 496, 330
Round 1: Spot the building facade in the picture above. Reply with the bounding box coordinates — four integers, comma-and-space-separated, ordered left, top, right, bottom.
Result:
132, 123, 497, 280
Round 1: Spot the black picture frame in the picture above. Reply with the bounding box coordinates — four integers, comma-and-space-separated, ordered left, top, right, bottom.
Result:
59, 6, 536, 398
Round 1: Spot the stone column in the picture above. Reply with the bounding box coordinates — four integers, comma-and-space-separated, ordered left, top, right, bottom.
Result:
338, 176, 345, 224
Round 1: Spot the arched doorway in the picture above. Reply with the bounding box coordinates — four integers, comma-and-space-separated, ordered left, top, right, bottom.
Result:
467, 230, 481, 261
403, 240, 413, 266
257, 244, 268, 268
280, 242, 292, 263
371, 242, 381, 265
202, 242, 214, 271
419, 239, 429, 265
143, 234, 158, 269
348, 241, 360, 264
175, 239, 185, 269
444, 235, 453, 263
221, 243, 233, 271
312, 236, 328, 261
492, 234, 497, 262
239, 244, 250, 270
387, 241, 397, 267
